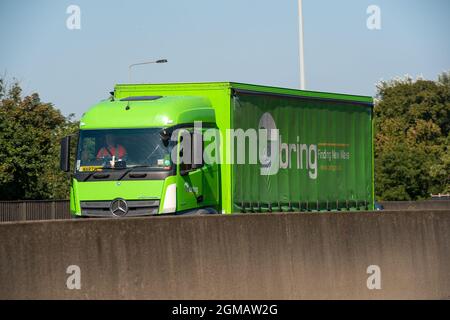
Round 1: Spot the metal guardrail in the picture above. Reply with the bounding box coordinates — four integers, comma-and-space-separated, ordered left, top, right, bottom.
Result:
380, 200, 450, 210
1, 199, 449, 223
0, 200, 70, 222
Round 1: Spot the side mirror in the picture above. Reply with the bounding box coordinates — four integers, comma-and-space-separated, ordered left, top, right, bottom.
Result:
160, 128, 171, 147
60, 136, 71, 172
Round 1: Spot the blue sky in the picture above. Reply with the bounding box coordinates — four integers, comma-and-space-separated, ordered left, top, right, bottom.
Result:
1, 0, 449, 118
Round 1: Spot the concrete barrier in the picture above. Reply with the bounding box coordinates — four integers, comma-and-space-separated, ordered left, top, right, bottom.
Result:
0, 210, 449, 299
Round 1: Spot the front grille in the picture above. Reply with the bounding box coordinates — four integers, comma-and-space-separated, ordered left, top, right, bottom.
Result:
80, 200, 160, 217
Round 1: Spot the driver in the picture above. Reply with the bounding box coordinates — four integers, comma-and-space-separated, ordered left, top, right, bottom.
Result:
96, 134, 127, 167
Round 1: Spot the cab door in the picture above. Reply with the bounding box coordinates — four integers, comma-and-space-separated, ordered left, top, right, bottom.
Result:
176, 129, 204, 211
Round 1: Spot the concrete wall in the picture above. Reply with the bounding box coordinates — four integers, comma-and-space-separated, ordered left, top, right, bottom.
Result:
0, 210, 449, 299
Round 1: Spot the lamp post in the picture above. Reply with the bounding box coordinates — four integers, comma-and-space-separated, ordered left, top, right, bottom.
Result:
298, 0, 305, 90
128, 59, 168, 83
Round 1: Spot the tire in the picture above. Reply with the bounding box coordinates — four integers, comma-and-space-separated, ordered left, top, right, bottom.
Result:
181, 207, 219, 215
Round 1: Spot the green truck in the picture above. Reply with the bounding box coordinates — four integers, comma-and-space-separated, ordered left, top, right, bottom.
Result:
60, 82, 374, 217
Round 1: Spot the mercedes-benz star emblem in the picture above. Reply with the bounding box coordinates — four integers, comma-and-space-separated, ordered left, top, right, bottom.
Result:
110, 198, 128, 217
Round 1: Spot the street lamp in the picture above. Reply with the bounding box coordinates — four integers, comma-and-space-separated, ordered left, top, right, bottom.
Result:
298, 0, 305, 90
128, 59, 168, 83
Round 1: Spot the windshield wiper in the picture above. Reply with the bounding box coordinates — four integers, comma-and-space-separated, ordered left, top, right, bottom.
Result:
101, 166, 128, 171
128, 165, 155, 169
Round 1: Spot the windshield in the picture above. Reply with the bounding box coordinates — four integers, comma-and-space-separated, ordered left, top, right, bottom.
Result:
76, 128, 172, 172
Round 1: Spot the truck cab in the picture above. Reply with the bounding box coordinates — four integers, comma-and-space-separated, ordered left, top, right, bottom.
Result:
61, 94, 220, 217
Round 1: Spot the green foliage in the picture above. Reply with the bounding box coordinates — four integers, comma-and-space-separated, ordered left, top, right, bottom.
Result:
0, 79, 78, 200
374, 72, 450, 200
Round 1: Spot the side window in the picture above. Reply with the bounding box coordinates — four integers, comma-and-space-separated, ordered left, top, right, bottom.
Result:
192, 129, 204, 168
179, 129, 204, 173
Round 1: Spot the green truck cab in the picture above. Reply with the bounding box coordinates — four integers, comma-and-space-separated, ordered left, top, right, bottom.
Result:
61, 82, 374, 217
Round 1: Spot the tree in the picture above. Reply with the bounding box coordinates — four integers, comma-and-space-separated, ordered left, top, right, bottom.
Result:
374, 72, 450, 200
0, 78, 78, 200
